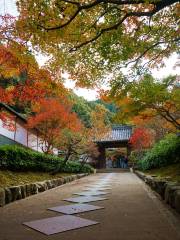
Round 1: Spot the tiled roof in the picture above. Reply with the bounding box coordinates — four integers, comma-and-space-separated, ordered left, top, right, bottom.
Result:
97, 125, 132, 142
0, 102, 27, 122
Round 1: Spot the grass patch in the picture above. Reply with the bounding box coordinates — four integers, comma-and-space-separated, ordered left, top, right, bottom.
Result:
144, 163, 180, 183
0, 170, 71, 188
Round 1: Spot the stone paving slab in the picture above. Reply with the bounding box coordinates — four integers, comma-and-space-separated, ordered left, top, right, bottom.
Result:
63, 196, 108, 203
48, 203, 104, 214
85, 185, 111, 188
73, 191, 109, 196
23, 215, 99, 235
83, 188, 112, 191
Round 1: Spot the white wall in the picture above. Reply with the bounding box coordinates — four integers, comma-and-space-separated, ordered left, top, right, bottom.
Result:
0, 119, 15, 140
0, 117, 39, 151
28, 133, 38, 151
15, 122, 28, 146
0, 114, 58, 155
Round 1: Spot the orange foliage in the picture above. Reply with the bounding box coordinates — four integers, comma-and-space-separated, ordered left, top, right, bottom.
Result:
98, 89, 111, 102
131, 109, 156, 126
129, 127, 154, 151
0, 110, 15, 131
0, 41, 68, 121
27, 99, 83, 153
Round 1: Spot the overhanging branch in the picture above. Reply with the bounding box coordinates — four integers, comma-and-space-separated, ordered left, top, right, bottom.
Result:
37, 0, 179, 33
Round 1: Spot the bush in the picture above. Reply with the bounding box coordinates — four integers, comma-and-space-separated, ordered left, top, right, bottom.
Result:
63, 161, 93, 174
0, 145, 94, 173
129, 150, 148, 167
138, 134, 180, 170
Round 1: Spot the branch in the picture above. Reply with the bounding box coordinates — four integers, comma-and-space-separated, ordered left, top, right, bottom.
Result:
125, 37, 180, 68
38, 7, 81, 30
152, 104, 180, 128
37, 0, 179, 33
70, 12, 133, 51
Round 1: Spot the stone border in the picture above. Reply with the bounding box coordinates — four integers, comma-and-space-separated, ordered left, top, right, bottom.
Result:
135, 170, 180, 214
0, 173, 89, 207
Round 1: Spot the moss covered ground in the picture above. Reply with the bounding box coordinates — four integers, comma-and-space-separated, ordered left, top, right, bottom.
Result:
144, 163, 180, 183
0, 170, 70, 188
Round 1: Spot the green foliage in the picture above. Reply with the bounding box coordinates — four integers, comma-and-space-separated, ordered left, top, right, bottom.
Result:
63, 161, 93, 174
129, 150, 148, 166
138, 134, 180, 170
89, 100, 116, 125
144, 163, 180, 183
16, 0, 179, 86
89, 100, 117, 113
71, 94, 92, 128
0, 145, 94, 173
113, 74, 180, 128
70, 92, 116, 127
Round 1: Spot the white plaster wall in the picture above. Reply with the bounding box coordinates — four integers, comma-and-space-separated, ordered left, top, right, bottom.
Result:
0, 117, 57, 154
38, 139, 45, 153
53, 148, 58, 155
15, 122, 28, 146
28, 133, 38, 151
0, 119, 15, 140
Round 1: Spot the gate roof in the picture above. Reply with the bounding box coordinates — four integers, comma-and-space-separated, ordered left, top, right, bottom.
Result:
96, 125, 132, 143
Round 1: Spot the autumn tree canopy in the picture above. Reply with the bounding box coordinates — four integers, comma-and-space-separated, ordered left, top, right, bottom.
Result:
109, 74, 180, 128
16, 0, 180, 86
27, 98, 83, 154
129, 127, 154, 151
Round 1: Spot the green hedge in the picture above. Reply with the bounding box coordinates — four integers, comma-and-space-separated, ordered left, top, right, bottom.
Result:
129, 150, 148, 166
0, 145, 94, 173
63, 161, 93, 174
138, 134, 180, 170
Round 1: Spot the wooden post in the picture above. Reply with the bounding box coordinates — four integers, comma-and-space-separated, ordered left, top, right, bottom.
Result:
127, 144, 131, 157
14, 117, 17, 141
96, 145, 106, 169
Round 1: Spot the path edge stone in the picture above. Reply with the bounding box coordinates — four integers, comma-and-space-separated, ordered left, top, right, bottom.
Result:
135, 170, 180, 214
0, 173, 90, 207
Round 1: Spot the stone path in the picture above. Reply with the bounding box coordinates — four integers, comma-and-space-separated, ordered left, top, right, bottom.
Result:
0, 172, 180, 240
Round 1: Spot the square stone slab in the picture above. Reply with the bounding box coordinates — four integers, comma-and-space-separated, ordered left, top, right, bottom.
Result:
86, 184, 111, 187
83, 187, 111, 191
23, 215, 99, 235
86, 186, 111, 189
63, 196, 108, 203
48, 203, 104, 214
97, 183, 109, 185
73, 191, 109, 196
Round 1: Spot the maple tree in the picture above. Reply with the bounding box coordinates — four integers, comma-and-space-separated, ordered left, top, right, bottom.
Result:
79, 140, 100, 167
16, 0, 179, 86
90, 104, 111, 140
55, 104, 106, 165
27, 98, 82, 154
132, 114, 176, 142
0, 43, 65, 106
57, 128, 99, 162
0, 14, 63, 99
54, 104, 108, 168
129, 127, 154, 155
56, 112, 84, 161
0, 14, 68, 124
108, 74, 180, 129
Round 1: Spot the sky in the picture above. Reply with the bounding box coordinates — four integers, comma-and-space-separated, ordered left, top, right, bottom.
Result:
1, 0, 179, 101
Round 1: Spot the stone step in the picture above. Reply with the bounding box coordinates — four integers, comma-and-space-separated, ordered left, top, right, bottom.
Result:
96, 168, 130, 173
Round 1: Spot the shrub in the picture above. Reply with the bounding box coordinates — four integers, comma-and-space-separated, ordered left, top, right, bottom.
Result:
63, 161, 94, 174
138, 134, 180, 170
0, 145, 94, 173
129, 150, 148, 166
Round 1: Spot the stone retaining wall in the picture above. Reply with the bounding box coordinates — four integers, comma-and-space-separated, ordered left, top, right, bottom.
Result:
135, 171, 180, 214
0, 173, 89, 207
